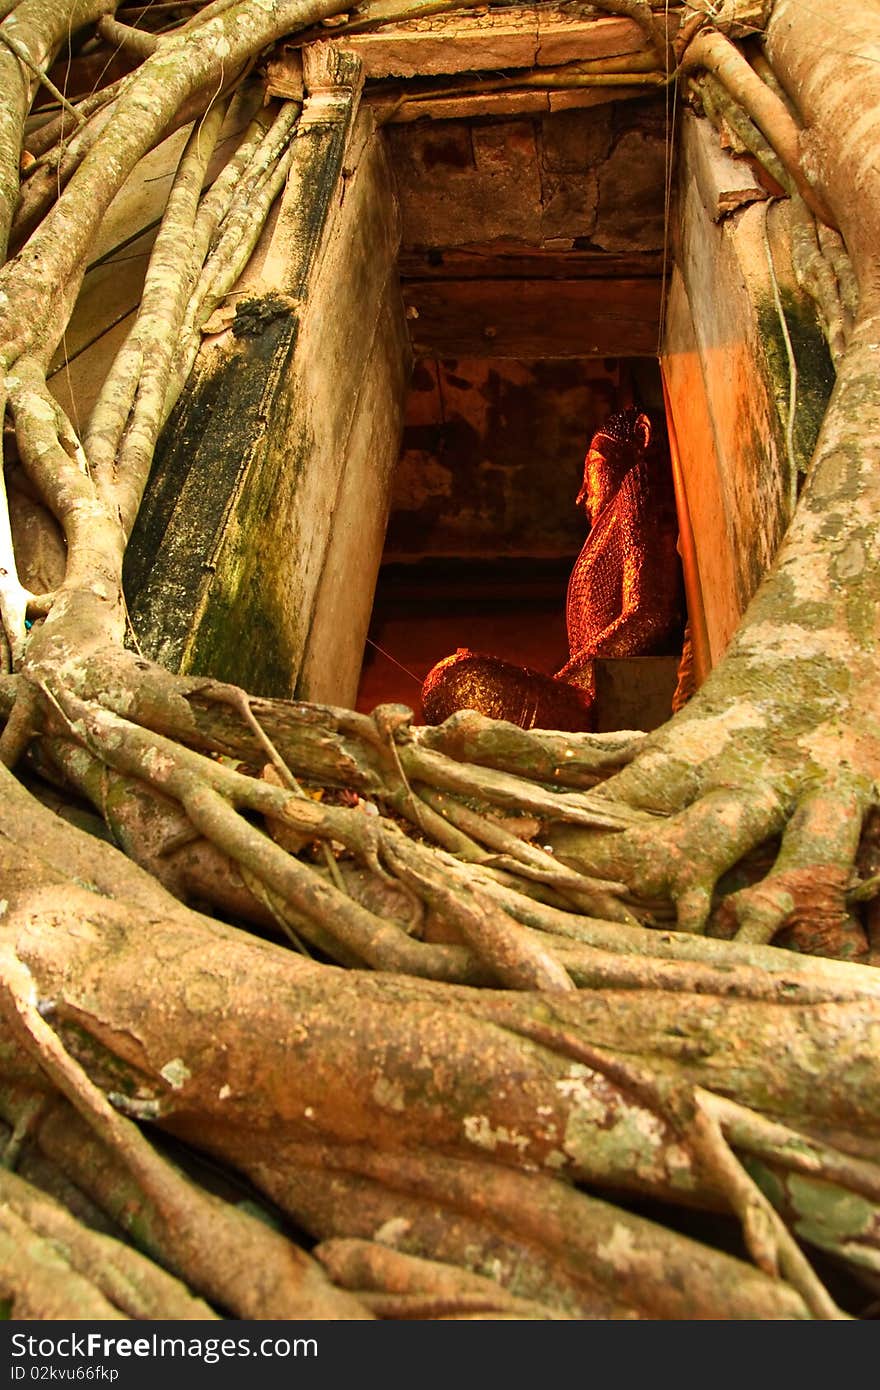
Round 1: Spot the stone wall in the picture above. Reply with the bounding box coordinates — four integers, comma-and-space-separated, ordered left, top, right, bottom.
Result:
380, 96, 670, 567
387, 98, 669, 253
125, 68, 410, 703
384, 355, 626, 561
663, 112, 835, 666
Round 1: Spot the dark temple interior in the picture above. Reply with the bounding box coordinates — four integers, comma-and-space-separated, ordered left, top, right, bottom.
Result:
357, 356, 685, 730
355, 101, 687, 731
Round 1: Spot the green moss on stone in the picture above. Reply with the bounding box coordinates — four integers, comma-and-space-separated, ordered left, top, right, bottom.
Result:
122, 107, 357, 696
185, 580, 298, 698
124, 307, 300, 688
757, 290, 835, 474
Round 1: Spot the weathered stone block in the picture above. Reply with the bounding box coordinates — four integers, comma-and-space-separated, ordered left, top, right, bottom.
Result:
388, 117, 544, 247
595, 128, 668, 251
298, 290, 411, 706
540, 107, 613, 173
539, 171, 599, 240
125, 97, 410, 699
662, 113, 834, 667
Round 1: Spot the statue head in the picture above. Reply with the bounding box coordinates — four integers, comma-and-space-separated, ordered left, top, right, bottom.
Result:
576, 408, 652, 524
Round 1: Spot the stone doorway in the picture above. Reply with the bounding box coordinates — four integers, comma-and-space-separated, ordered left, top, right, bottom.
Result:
356, 355, 684, 731
355, 94, 683, 731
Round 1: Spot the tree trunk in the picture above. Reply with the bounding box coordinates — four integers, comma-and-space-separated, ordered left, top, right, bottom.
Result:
1, 0, 879, 1322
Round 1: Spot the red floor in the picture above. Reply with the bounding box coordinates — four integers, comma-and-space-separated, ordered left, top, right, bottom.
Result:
356, 603, 570, 719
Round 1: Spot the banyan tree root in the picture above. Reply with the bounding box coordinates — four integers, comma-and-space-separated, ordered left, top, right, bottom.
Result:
4, 631, 880, 985
2, 0, 878, 978
0, 946, 373, 1321
9, 656, 875, 978
3, 818, 880, 1318
1, 0, 880, 1322
311, 1240, 579, 1320
0, 1167, 215, 1320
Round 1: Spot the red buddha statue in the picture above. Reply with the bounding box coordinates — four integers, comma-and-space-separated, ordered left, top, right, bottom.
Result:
420, 408, 684, 732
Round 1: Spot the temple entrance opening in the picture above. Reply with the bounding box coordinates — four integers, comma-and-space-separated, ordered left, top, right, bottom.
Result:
113, 30, 829, 715
356, 102, 687, 732
357, 354, 686, 730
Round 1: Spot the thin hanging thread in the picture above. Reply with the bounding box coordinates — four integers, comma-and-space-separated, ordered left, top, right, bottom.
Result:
364, 636, 423, 686
657, 0, 679, 358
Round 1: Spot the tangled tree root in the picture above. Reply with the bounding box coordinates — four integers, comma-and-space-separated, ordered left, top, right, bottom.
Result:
3, 760, 880, 1319
1, 0, 880, 1322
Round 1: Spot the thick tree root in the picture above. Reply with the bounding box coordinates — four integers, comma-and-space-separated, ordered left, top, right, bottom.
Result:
0, 1167, 215, 1319
0, 950, 373, 1320
0, 1203, 128, 1321
1, 0, 880, 1322
3, 820, 880, 1316
313, 1240, 577, 1320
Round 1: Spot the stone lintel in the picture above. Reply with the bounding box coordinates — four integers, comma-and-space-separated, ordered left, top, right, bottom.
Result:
295, 9, 674, 81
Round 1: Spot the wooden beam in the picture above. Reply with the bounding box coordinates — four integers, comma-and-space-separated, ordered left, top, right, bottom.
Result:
398, 245, 665, 281
403, 277, 664, 357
